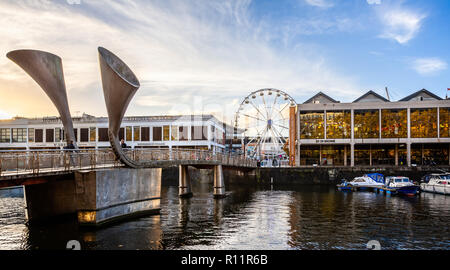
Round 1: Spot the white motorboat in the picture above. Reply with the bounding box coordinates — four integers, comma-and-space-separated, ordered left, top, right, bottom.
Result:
385, 176, 420, 196
337, 173, 385, 190
420, 173, 450, 195
385, 176, 414, 188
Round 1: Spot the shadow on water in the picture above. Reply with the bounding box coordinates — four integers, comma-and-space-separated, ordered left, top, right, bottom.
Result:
0, 182, 449, 250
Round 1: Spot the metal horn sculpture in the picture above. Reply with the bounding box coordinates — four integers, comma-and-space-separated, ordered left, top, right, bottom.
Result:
98, 47, 146, 168
7, 50, 77, 147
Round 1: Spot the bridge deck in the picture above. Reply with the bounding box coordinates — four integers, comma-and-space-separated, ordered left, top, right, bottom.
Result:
0, 149, 256, 183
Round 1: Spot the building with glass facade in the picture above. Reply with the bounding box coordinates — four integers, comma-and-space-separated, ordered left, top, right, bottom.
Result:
0, 114, 238, 152
294, 89, 450, 167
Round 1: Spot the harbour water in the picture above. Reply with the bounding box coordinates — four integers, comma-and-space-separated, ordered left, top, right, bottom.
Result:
0, 182, 449, 250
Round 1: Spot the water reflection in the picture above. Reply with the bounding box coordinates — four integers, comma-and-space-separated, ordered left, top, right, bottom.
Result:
0, 183, 449, 250
0, 188, 27, 250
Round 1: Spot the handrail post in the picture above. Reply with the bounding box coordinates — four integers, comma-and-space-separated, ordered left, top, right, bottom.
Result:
37, 151, 40, 174
16, 152, 19, 174
51, 151, 54, 171
91, 150, 96, 169
63, 151, 68, 171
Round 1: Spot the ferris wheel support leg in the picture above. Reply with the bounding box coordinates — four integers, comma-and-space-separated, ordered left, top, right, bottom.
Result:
213, 165, 226, 198
179, 165, 193, 198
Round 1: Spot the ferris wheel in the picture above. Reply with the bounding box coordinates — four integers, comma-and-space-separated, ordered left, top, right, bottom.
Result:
234, 88, 296, 159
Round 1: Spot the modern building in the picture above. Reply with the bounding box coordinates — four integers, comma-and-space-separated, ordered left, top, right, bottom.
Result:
291, 89, 450, 167
0, 114, 241, 152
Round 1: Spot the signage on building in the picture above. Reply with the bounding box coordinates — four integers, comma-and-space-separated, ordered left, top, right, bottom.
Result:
315, 139, 336, 143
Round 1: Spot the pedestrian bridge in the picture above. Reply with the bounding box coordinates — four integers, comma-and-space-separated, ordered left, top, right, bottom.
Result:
0, 148, 256, 181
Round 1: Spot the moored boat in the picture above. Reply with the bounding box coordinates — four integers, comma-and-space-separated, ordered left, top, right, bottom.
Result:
336, 180, 352, 191
385, 176, 420, 196
420, 173, 450, 195
337, 173, 385, 191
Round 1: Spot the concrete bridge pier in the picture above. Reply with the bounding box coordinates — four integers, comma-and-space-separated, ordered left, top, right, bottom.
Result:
213, 165, 226, 198
24, 168, 162, 226
179, 165, 193, 198
76, 168, 162, 226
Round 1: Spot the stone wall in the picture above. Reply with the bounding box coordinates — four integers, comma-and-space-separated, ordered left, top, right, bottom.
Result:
254, 166, 450, 185
157, 165, 449, 187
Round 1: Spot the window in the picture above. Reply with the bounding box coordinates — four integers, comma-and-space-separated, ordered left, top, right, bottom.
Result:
28, 128, 35, 143
133, 126, 140, 141
119, 128, 124, 141
299, 145, 320, 165
163, 126, 170, 141
141, 127, 150, 141
98, 128, 109, 142
321, 145, 346, 166
217, 130, 225, 145
89, 127, 96, 142
300, 111, 324, 139
12, 128, 27, 143
354, 144, 370, 165
192, 126, 201, 140
153, 127, 162, 141
80, 128, 89, 142
412, 143, 449, 165
326, 111, 351, 139
0, 128, 10, 143
381, 109, 407, 138
55, 128, 62, 142
354, 110, 379, 139
398, 144, 407, 166
35, 129, 43, 143
211, 126, 216, 142
411, 108, 437, 138
73, 128, 78, 142
171, 126, 178, 141
179, 126, 189, 141
46, 129, 54, 142
191, 126, 208, 140
126, 126, 132, 141
371, 144, 396, 165
440, 108, 450, 138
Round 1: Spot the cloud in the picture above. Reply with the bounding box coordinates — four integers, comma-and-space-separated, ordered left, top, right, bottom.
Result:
412, 58, 448, 76
0, 0, 361, 122
376, 5, 427, 44
367, 0, 381, 5
304, 0, 334, 8
0, 110, 13, 120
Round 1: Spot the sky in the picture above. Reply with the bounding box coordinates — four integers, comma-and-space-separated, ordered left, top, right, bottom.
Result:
0, 0, 449, 123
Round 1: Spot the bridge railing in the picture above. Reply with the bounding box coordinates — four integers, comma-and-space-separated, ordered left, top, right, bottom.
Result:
128, 148, 256, 167
0, 148, 256, 176
0, 149, 121, 176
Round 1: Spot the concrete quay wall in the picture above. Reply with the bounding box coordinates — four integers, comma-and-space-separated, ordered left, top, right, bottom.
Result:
254, 166, 450, 185
161, 165, 450, 186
